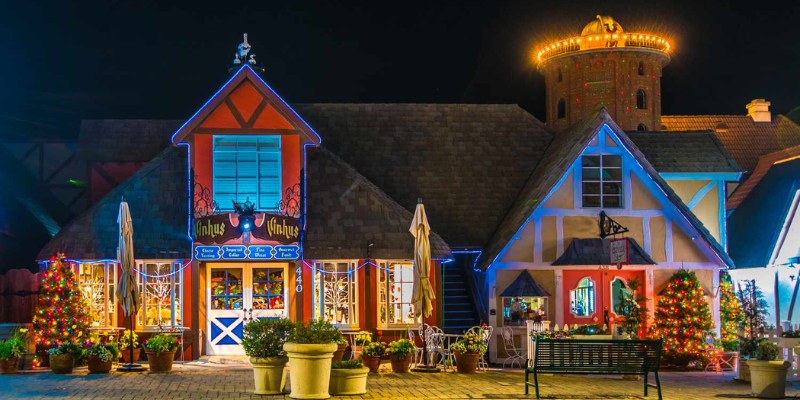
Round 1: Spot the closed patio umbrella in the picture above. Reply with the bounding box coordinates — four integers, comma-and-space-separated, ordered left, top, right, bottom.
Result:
115, 197, 146, 371
410, 198, 438, 372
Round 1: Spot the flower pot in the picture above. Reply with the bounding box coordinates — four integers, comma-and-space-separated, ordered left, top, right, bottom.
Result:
722, 351, 739, 372
332, 343, 348, 363
87, 355, 113, 373
746, 360, 790, 398
49, 354, 74, 374
390, 354, 412, 373
145, 350, 176, 373
360, 355, 381, 373
454, 351, 479, 374
250, 356, 288, 395
0, 357, 19, 374
283, 342, 338, 399
329, 366, 369, 395
120, 348, 141, 364
738, 359, 752, 382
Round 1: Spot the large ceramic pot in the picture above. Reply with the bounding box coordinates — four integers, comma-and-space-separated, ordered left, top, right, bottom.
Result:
738, 359, 752, 382
746, 360, 790, 399
145, 350, 176, 373
329, 366, 369, 395
120, 348, 141, 364
87, 355, 113, 373
250, 356, 288, 395
332, 343, 348, 363
360, 355, 381, 373
0, 357, 19, 374
283, 342, 338, 399
390, 354, 412, 373
454, 351, 479, 374
49, 354, 75, 374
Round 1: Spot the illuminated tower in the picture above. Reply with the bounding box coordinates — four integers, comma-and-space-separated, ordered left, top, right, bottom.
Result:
535, 15, 671, 131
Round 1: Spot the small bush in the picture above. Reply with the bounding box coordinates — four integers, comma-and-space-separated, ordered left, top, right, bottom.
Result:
288, 320, 344, 344
242, 318, 295, 358
385, 339, 414, 358
362, 341, 386, 356
332, 359, 363, 369
756, 340, 780, 361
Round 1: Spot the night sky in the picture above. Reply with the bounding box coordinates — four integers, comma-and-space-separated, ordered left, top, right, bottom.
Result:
1, 0, 799, 140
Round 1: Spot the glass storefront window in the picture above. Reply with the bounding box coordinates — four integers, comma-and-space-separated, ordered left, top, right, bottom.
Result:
378, 262, 419, 328
77, 262, 117, 327
610, 277, 633, 316
502, 296, 548, 326
252, 267, 285, 310
312, 261, 358, 328
137, 261, 183, 328
210, 268, 243, 310
570, 277, 595, 317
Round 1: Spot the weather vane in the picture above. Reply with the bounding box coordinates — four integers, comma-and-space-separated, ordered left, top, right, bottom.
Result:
232, 33, 257, 66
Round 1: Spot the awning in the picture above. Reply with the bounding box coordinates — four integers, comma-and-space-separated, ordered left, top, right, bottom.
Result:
551, 238, 656, 266
500, 271, 550, 297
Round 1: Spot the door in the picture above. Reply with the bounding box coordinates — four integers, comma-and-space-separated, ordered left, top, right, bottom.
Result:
207, 263, 288, 355
562, 269, 645, 327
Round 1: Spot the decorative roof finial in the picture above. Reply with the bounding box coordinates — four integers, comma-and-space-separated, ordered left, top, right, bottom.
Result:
231, 33, 260, 71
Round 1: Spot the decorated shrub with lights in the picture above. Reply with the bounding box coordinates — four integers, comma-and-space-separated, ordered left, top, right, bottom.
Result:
719, 273, 743, 352
650, 269, 713, 367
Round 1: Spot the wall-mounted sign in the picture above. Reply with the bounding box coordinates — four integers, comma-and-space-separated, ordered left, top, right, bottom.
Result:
609, 239, 629, 265
194, 213, 300, 245
192, 244, 301, 261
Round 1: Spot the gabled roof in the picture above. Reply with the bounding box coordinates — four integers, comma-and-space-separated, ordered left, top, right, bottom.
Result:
627, 130, 742, 174
500, 271, 550, 297
304, 147, 451, 260
728, 158, 800, 267
727, 144, 800, 210
478, 109, 734, 270
170, 65, 321, 145
79, 120, 181, 162
661, 115, 800, 173
552, 238, 655, 266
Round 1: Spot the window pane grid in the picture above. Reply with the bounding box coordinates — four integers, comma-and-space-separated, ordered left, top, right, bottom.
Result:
312, 262, 358, 327
213, 136, 282, 212
138, 262, 183, 329
379, 262, 419, 327
581, 154, 622, 208
252, 268, 285, 310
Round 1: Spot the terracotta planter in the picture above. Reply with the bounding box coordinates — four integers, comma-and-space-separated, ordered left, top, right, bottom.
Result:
145, 350, 176, 373
746, 360, 791, 399
49, 354, 75, 374
390, 354, 412, 373
454, 351, 480, 374
351, 345, 363, 360
329, 366, 369, 395
87, 355, 113, 373
332, 343, 348, 363
360, 355, 381, 373
722, 351, 739, 372
250, 356, 288, 395
283, 342, 338, 399
120, 348, 141, 364
0, 357, 19, 374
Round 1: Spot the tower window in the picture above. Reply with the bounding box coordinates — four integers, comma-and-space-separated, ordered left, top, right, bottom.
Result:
636, 89, 647, 110
557, 98, 566, 119
637, 123, 647, 131
637, 61, 645, 76
557, 67, 563, 82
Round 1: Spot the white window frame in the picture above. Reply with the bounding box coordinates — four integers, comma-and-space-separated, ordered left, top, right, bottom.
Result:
580, 154, 623, 208
377, 260, 420, 329
311, 260, 359, 330
569, 276, 596, 318
76, 261, 118, 328
136, 260, 184, 330
212, 135, 282, 212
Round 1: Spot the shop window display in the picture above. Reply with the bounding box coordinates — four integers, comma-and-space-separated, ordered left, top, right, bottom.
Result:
610, 277, 633, 316
502, 296, 548, 326
312, 262, 358, 328
78, 262, 117, 327
138, 261, 183, 328
570, 277, 595, 317
252, 268, 285, 310
210, 268, 244, 310
378, 262, 419, 327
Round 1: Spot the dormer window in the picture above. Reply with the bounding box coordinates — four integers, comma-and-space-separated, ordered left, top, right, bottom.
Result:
213, 135, 282, 211
581, 154, 622, 208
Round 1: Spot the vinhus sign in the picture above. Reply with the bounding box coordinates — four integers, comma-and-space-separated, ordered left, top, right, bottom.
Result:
194, 212, 300, 245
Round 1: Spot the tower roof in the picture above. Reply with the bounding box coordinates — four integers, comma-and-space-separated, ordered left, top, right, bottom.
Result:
581, 15, 624, 37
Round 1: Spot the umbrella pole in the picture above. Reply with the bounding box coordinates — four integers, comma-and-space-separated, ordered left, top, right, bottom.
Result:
118, 313, 146, 372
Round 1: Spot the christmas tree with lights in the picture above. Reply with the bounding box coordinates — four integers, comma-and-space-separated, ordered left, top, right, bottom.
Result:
651, 269, 713, 366
32, 255, 92, 356
719, 272, 743, 352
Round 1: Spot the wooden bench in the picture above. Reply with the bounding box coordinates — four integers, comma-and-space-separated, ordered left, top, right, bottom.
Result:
525, 339, 662, 399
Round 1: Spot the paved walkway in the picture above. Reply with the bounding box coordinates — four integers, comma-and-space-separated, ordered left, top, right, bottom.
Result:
3, 361, 800, 399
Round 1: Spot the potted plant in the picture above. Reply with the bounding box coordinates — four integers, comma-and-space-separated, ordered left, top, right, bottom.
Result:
242, 318, 295, 395
85, 342, 120, 373
329, 360, 369, 395
48, 342, 83, 374
737, 280, 769, 382
746, 340, 790, 398
143, 333, 178, 372
450, 332, 486, 374
351, 331, 371, 359
332, 335, 348, 363
385, 339, 414, 373
0, 328, 27, 374
119, 329, 141, 363
360, 341, 385, 373
283, 319, 343, 399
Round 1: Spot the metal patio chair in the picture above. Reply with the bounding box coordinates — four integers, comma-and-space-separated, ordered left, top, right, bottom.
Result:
502, 326, 524, 368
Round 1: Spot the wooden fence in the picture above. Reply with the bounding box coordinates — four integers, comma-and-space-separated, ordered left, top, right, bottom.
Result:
0, 269, 40, 323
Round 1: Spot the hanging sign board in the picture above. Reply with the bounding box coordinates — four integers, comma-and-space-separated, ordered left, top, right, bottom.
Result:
609, 238, 629, 265
192, 244, 301, 261
194, 213, 300, 245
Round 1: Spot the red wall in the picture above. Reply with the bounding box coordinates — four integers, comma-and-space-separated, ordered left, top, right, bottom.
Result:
562, 269, 644, 327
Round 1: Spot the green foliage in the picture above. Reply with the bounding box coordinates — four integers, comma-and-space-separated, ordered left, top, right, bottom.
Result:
756, 340, 780, 361
86, 342, 120, 362
32, 257, 92, 349
332, 359, 363, 369
119, 329, 139, 350
47, 342, 84, 360
571, 324, 608, 335
719, 273, 744, 352
617, 278, 647, 337
242, 318, 295, 358
362, 341, 386, 356
353, 331, 372, 345
385, 339, 414, 358
144, 333, 178, 355
288, 320, 344, 344
449, 332, 487, 355
738, 280, 769, 358
0, 328, 28, 360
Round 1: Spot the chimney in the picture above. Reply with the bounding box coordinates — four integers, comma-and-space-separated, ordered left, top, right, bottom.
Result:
746, 99, 771, 122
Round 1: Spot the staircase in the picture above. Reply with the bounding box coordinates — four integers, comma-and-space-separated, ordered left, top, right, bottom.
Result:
441, 258, 479, 333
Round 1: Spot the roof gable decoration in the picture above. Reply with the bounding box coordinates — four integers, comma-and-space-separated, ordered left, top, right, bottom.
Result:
500, 271, 550, 297
484, 110, 733, 269
170, 64, 322, 145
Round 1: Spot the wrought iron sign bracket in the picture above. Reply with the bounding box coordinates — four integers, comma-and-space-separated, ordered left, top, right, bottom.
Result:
599, 211, 629, 238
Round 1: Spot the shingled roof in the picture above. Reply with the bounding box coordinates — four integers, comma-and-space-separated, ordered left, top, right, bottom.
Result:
78, 120, 181, 162
304, 147, 450, 259
661, 115, 800, 173
38, 146, 191, 260
627, 131, 741, 173
727, 144, 800, 210
477, 109, 734, 270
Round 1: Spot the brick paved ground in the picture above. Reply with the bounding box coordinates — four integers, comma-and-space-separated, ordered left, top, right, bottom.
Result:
3, 361, 800, 399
